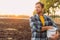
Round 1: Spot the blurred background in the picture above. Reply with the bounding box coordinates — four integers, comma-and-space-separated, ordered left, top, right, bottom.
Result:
0, 0, 60, 40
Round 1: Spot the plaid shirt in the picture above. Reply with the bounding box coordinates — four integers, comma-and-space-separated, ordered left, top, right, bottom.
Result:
29, 14, 58, 40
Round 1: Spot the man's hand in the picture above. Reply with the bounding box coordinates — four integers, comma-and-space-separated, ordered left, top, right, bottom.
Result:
50, 31, 59, 40
46, 26, 53, 30
41, 26, 53, 31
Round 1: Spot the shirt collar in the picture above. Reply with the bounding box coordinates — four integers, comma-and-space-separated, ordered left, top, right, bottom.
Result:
35, 14, 46, 21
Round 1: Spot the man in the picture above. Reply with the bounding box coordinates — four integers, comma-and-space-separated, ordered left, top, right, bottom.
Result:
29, 2, 59, 40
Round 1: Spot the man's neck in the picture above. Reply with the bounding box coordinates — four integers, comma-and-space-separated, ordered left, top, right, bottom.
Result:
38, 12, 43, 16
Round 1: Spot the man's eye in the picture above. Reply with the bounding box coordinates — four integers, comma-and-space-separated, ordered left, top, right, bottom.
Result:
37, 6, 40, 8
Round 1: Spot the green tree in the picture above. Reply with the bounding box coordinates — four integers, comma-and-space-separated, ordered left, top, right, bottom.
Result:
40, 0, 60, 16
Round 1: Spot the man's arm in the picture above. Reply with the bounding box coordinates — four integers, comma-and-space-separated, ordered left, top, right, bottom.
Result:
47, 16, 59, 39
41, 16, 58, 32
29, 17, 41, 32
47, 16, 58, 30
41, 26, 53, 31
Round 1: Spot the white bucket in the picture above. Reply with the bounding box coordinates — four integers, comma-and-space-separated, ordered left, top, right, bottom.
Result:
47, 27, 57, 38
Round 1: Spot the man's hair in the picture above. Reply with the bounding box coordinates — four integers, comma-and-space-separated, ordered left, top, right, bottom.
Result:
35, 2, 44, 8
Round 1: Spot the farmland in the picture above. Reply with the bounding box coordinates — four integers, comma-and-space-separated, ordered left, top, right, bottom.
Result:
0, 18, 60, 40
0, 18, 31, 40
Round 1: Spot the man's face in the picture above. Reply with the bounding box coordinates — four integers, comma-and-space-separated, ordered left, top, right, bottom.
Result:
35, 4, 43, 13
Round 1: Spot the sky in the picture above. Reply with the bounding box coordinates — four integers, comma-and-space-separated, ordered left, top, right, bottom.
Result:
0, 0, 38, 16
0, 0, 60, 16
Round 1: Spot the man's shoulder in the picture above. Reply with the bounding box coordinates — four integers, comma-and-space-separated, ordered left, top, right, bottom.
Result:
30, 16, 34, 19
44, 15, 51, 18
30, 14, 37, 19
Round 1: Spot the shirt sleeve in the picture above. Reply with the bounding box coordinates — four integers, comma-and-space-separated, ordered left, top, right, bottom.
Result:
47, 16, 58, 30
29, 17, 41, 32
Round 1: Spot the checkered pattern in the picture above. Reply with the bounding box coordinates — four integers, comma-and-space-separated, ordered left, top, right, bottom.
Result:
29, 14, 58, 40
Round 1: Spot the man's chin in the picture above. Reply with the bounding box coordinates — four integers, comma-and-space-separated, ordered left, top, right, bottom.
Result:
36, 12, 42, 14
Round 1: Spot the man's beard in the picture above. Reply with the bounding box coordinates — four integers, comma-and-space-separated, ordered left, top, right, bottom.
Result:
37, 11, 42, 14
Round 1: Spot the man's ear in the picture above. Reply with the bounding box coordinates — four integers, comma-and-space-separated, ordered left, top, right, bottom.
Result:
42, 8, 44, 12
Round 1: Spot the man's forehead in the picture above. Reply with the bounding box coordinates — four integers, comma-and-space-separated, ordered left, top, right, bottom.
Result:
35, 4, 41, 7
